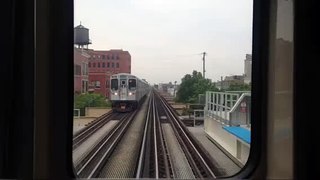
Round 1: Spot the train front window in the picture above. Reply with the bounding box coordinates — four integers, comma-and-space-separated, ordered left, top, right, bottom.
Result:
111, 79, 118, 90
128, 79, 136, 90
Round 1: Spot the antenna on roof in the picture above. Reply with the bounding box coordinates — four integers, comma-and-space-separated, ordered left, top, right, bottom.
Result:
80, 21, 82, 25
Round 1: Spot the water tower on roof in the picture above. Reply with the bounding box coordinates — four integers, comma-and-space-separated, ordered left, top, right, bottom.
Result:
74, 22, 92, 49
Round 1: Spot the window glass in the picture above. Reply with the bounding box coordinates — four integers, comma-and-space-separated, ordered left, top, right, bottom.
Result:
74, 0, 253, 178
74, 65, 81, 75
128, 79, 136, 90
95, 81, 100, 88
111, 79, 118, 90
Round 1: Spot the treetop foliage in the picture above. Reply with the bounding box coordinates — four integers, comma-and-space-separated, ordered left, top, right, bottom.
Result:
176, 70, 218, 103
175, 70, 251, 103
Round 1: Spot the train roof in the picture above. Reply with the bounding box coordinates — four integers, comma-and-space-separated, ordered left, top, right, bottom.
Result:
111, 73, 149, 85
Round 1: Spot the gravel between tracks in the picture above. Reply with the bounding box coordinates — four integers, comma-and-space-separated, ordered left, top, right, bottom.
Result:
73, 120, 118, 166
99, 99, 149, 178
162, 123, 195, 179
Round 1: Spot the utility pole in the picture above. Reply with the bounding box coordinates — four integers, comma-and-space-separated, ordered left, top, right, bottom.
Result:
202, 52, 206, 79
174, 81, 177, 97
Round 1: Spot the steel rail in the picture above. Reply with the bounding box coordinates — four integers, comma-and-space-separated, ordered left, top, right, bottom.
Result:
73, 111, 112, 137
157, 92, 217, 178
73, 111, 114, 149
87, 111, 137, 178
152, 96, 159, 179
135, 93, 152, 178
73, 113, 128, 171
76, 112, 133, 177
154, 99, 173, 178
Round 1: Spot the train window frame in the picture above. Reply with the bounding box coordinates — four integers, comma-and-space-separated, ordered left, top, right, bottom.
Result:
21, 0, 269, 179
69, 0, 268, 177
3, 0, 319, 179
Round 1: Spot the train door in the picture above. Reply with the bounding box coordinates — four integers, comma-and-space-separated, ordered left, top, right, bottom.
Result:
120, 77, 127, 100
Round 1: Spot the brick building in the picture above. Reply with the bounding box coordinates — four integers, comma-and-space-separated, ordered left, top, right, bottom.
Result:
87, 49, 131, 98
74, 47, 89, 94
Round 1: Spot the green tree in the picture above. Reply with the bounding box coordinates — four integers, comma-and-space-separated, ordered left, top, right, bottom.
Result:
226, 83, 251, 91
74, 93, 110, 115
176, 70, 218, 103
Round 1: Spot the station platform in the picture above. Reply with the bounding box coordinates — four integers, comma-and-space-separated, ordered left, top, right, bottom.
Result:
222, 126, 251, 144
187, 126, 241, 176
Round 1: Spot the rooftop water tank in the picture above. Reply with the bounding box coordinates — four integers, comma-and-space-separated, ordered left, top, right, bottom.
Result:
74, 24, 91, 46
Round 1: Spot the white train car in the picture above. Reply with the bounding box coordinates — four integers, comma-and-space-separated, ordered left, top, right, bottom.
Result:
110, 73, 149, 112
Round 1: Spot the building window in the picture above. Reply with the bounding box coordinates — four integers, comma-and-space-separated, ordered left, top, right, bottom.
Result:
106, 81, 109, 88
95, 81, 101, 88
82, 63, 88, 75
107, 62, 110, 67
93, 63, 96, 67
88, 62, 91, 67
116, 55, 119, 60
111, 54, 114, 60
102, 62, 105, 67
116, 63, 119, 68
112, 62, 114, 68
82, 80, 88, 93
74, 65, 81, 75
98, 63, 100, 67
107, 55, 110, 60
102, 55, 105, 59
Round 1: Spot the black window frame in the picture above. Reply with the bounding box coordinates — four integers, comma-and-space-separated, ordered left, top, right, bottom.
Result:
7, 0, 312, 178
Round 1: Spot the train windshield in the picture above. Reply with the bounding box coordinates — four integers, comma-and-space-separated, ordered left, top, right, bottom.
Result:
111, 79, 118, 90
128, 79, 136, 90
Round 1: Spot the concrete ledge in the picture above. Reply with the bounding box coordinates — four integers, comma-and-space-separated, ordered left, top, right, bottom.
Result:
85, 107, 111, 117
205, 132, 244, 168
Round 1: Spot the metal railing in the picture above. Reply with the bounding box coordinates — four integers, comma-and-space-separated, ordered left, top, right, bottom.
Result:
205, 91, 251, 126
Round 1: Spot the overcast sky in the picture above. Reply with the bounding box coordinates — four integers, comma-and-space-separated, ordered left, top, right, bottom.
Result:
74, 0, 253, 85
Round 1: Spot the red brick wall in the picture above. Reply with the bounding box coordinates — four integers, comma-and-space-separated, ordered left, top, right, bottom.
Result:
74, 48, 89, 94
87, 49, 131, 98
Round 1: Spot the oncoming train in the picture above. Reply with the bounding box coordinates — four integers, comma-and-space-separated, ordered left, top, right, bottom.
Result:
110, 73, 150, 112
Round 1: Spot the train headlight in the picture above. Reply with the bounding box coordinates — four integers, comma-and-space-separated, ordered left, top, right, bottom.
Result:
129, 92, 132, 95
114, 92, 118, 95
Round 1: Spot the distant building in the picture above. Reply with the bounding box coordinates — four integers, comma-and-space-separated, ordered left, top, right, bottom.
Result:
86, 49, 131, 98
74, 47, 89, 94
159, 82, 179, 97
244, 54, 252, 84
215, 75, 245, 90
